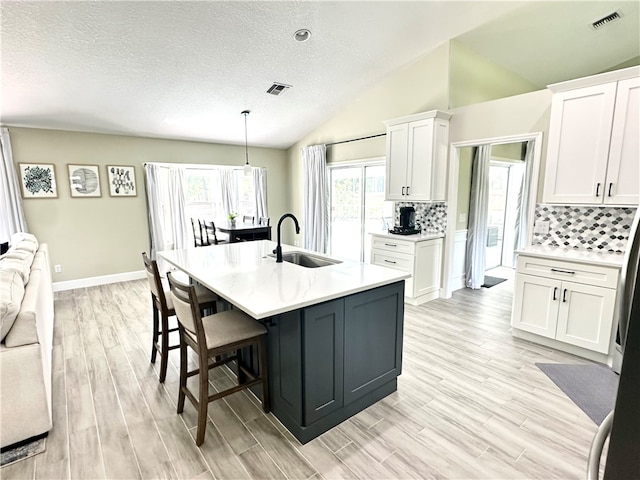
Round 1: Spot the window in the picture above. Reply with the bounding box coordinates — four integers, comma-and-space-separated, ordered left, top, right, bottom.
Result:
184, 167, 263, 221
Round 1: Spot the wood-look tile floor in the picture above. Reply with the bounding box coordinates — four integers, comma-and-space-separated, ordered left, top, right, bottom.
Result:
2, 276, 602, 479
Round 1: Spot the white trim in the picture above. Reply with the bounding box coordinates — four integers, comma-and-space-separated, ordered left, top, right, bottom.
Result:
451, 230, 468, 291
53, 269, 146, 292
442, 132, 543, 299
547, 65, 639, 93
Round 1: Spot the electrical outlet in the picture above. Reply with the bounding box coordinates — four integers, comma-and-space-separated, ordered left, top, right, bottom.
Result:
458, 213, 467, 223
534, 221, 550, 235
294, 240, 300, 247
54, 264, 62, 273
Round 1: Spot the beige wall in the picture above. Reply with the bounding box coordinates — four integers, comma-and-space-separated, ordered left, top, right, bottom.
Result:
449, 40, 540, 109
9, 127, 288, 282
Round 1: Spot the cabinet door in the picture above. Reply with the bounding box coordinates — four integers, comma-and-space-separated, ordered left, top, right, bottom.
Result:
511, 274, 560, 338
413, 239, 442, 298
343, 282, 404, 405
556, 281, 616, 353
406, 118, 434, 201
385, 123, 409, 200
543, 83, 617, 204
303, 300, 344, 425
605, 77, 640, 205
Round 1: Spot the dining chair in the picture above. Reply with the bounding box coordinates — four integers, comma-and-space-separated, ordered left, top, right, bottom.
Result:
242, 215, 255, 224
191, 218, 206, 247
202, 220, 229, 245
167, 272, 270, 446
258, 217, 270, 226
142, 252, 218, 383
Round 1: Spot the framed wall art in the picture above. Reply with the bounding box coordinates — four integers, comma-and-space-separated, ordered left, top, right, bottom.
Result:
19, 163, 58, 198
67, 164, 101, 197
106, 165, 137, 197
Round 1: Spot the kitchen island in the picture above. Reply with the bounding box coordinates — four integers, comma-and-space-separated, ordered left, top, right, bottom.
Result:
159, 240, 409, 443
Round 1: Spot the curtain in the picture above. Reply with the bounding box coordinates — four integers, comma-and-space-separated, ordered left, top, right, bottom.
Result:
143, 163, 168, 261
513, 139, 536, 261
253, 167, 268, 220
302, 144, 328, 253
0, 128, 28, 241
168, 167, 190, 251
465, 145, 490, 289
220, 168, 236, 217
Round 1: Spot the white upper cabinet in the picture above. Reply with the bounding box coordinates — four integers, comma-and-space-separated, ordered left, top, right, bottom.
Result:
543, 67, 640, 205
384, 110, 451, 201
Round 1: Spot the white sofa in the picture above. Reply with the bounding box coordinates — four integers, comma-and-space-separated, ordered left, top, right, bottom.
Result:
0, 233, 54, 448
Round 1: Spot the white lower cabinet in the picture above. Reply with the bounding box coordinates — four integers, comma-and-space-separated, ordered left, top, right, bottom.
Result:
511, 255, 618, 355
370, 234, 443, 305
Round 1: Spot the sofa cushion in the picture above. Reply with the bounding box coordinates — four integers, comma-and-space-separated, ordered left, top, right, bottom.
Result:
10, 232, 38, 247
4, 269, 41, 347
1, 249, 35, 266
0, 270, 25, 343
0, 257, 31, 285
13, 239, 39, 254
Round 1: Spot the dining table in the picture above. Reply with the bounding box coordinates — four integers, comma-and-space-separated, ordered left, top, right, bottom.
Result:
216, 221, 271, 243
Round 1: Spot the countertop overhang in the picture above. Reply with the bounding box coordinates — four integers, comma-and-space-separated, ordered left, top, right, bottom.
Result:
159, 241, 410, 319
369, 231, 445, 242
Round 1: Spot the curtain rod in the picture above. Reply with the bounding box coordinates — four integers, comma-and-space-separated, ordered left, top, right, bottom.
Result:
325, 132, 386, 147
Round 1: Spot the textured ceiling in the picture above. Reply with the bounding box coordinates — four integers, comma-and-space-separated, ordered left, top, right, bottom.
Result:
1, 1, 638, 149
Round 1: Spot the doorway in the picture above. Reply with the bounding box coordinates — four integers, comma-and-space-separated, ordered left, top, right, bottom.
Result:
328, 159, 393, 262
443, 133, 542, 297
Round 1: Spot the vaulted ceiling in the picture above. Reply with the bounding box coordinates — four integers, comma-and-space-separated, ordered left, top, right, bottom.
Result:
1, 1, 638, 149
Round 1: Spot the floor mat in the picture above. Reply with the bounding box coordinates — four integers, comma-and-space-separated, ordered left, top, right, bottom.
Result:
482, 276, 507, 288
0, 437, 46, 468
536, 363, 619, 425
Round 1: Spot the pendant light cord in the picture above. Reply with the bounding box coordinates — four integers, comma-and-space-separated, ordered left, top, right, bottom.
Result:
242, 110, 250, 166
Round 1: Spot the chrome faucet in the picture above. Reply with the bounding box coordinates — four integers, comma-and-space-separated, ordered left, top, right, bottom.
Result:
273, 213, 300, 262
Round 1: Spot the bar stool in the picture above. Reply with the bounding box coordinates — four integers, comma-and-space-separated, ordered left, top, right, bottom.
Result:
167, 272, 270, 446
142, 252, 218, 382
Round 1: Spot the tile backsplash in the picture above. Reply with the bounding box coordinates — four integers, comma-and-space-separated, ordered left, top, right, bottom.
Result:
395, 201, 447, 233
533, 205, 636, 253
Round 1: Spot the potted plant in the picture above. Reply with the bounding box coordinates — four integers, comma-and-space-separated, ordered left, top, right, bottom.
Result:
228, 212, 238, 226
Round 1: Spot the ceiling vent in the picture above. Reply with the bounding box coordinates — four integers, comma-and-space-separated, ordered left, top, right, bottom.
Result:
591, 11, 622, 30
266, 83, 291, 96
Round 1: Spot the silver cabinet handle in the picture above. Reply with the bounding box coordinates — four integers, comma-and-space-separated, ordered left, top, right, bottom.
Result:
384, 259, 397, 264
596, 183, 601, 197
401, 186, 405, 195
553, 287, 558, 301
562, 288, 568, 303
406, 186, 410, 195
384, 243, 397, 247
551, 268, 575, 275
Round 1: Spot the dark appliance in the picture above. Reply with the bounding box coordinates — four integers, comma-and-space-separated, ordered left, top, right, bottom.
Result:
389, 206, 421, 235
587, 208, 640, 479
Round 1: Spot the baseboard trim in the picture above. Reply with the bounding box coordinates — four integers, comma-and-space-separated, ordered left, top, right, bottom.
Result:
53, 270, 146, 292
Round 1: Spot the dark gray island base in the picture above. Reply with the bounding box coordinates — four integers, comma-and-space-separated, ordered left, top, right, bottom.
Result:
253, 280, 405, 444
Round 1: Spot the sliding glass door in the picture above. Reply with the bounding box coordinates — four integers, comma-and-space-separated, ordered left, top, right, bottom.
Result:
329, 161, 392, 262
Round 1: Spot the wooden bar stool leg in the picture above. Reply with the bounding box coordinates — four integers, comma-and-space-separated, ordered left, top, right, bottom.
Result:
159, 311, 170, 383
196, 350, 209, 446
150, 303, 159, 364
177, 338, 187, 414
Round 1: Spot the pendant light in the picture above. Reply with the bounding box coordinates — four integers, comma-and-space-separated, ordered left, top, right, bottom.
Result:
242, 110, 252, 175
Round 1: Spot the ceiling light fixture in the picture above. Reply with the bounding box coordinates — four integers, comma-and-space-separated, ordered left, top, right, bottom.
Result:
294, 29, 311, 42
241, 110, 252, 175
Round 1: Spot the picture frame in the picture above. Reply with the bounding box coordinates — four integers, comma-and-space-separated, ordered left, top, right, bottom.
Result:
67, 164, 101, 197
18, 163, 58, 198
106, 165, 137, 197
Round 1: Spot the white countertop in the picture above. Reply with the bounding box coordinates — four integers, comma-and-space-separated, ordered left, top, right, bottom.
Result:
159, 241, 410, 319
516, 245, 625, 268
369, 231, 445, 243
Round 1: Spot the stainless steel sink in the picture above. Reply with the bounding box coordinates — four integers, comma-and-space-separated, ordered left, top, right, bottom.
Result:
270, 251, 342, 268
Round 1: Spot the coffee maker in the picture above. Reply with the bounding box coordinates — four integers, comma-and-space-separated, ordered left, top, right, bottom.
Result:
389, 206, 421, 235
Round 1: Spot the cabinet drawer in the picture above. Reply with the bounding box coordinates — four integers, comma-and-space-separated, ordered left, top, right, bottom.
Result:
516, 255, 619, 289
371, 237, 415, 255
371, 249, 413, 272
